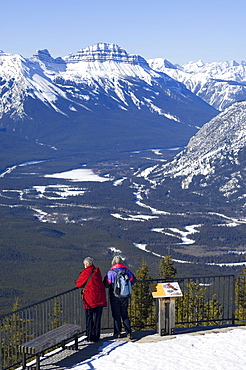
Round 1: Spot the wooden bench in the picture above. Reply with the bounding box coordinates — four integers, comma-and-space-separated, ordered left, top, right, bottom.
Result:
19, 323, 82, 370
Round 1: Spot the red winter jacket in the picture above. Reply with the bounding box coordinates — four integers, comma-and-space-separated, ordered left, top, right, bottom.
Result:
76, 264, 107, 309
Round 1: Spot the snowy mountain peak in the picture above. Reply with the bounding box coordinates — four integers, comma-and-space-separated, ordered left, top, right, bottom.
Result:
63, 42, 148, 66
183, 59, 205, 70
147, 58, 178, 72
31, 49, 65, 66
32, 49, 52, 60
149, 57, 246, 110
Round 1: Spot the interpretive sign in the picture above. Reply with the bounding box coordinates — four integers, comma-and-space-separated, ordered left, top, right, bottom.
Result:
150, 282, 183, 298
150, 282, 182, 335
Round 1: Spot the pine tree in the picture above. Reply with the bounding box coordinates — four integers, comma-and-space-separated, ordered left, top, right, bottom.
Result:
49, 296, 63, 329
205, 293, 224, 325
175, 281, 223, 327
159, 255, 177, 279
235, 267, 246, 324
130, 260, 156, 330
1, 298, 32, 368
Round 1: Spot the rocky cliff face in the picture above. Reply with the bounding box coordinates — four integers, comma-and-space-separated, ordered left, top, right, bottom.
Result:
64, 43, 148, 65
143, 101, 246, 203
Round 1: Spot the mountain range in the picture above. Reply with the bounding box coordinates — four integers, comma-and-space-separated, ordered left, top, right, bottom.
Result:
0, 43, 218, 159
148, 58, 246, 111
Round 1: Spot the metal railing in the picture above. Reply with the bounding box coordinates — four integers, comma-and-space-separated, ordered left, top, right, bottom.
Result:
175, 274, 236, 327
129, 275, 238, 330
0, 288, 113, 370
235, 274, 246, 324
1, 274, 245, 370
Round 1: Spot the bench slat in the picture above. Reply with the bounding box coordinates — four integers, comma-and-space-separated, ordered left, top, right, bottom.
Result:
19, 324, 81, 354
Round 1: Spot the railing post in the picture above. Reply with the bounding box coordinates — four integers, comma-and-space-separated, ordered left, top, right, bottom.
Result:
0, 327, 2, 370
231, 275, 236, 325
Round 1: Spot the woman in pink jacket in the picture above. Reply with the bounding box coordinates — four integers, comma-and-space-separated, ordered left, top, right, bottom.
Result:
76, 257, 107, 342
104, 255, 136, 339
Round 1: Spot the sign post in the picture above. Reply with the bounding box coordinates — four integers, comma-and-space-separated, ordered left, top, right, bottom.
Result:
150, 282, 182, 336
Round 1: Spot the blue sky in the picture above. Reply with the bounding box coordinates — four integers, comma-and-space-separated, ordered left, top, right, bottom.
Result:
1, 0, 246, 65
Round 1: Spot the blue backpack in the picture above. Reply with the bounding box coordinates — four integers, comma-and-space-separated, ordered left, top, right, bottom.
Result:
113, 268, 132, 298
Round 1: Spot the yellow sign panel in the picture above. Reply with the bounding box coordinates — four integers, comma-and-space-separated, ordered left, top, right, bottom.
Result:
150, 283, 167, 298
150, 282, 183, 298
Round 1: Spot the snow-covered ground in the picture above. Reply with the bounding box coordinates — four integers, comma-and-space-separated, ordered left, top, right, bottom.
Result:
69, 328, 246, 370
44, 168, 112, 182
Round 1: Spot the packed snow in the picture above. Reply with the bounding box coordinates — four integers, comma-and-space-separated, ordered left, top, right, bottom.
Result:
44, 168, 112, 182
152, 224, 201, 245
111, 213, 158, 222
68, 328, 246, 370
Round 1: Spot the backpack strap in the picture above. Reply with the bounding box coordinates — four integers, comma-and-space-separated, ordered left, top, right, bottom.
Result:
112, 268, 119, 283
113, 268, 126, 274
81, 268, 96, 296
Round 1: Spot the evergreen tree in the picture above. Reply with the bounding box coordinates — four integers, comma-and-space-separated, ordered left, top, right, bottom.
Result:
205, 293, 224, 325
175, 281, 223, 327
159, 255, 177, 279
49, 296, 63, 329
130, 260, 156, 330
1, 299, 32, 369
235, 267, 246, 324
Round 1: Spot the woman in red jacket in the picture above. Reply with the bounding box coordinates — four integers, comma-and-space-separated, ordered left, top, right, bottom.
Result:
76, 257, 107, 342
